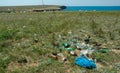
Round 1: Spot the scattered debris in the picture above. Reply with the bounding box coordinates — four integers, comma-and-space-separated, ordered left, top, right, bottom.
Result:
99, 48, 108, 53
48, 31, 114, 69
48, 52, 68, 63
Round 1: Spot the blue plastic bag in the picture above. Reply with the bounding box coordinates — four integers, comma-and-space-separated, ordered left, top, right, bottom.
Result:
75, 56, 96, 69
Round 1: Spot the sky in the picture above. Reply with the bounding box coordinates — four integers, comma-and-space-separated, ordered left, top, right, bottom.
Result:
0, 0, 120, 6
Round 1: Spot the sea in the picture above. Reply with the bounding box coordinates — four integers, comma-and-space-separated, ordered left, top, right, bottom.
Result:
63, 6, 120, 11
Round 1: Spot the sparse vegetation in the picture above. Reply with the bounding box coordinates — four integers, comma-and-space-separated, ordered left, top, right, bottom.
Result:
0, 11, 120, 73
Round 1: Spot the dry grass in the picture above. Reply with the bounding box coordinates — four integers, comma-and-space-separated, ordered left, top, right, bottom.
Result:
0, 11, 120, 73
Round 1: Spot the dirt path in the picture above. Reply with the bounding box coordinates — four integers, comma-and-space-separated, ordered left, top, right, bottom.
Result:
96, 62, 113, 69
7, 61, 39, 71
96, 62, 104, 68
111, 49, 120, 54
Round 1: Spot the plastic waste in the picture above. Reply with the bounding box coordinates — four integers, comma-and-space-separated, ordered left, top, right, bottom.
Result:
76, 42, 86, 49
78, 49, 94, 61
79, 49, 94, 56
62, 42, 69, 47
57, 53, 64, 58
80, 50, 89, 56
58, 34, 62, 38
49, 53, 58, 60
65, 47, 73, 51
68, 31, 72, 34
75, 56, 96, 69
86, 47, 95, 54
57, 53, 67, 63
70, 51, 74, 55
99, 48, 108, 53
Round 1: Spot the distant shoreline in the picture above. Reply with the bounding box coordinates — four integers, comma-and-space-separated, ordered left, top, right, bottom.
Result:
0, 5, 66, 13
0, 5, 120, 13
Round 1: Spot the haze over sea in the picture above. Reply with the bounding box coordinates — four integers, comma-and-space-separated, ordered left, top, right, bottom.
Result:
64, 6, 120, 11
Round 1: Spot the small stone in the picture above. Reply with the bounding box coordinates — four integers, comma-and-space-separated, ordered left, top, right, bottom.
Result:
34, 39, 39, 43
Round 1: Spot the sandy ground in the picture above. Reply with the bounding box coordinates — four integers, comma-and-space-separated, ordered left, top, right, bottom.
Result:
111, 49, 120, 54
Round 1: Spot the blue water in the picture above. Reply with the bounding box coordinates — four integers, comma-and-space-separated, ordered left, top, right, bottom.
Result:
63, 6, 120, 11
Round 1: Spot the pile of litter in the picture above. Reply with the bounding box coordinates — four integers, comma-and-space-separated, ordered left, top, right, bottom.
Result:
49, 31, 109, 69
